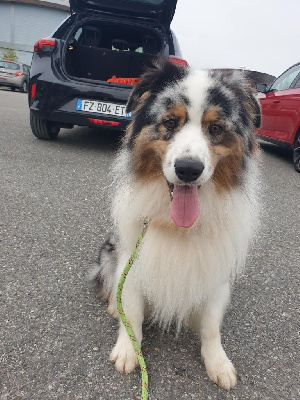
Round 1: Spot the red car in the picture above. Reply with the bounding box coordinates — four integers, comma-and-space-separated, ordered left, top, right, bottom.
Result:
256, 63, 300, 172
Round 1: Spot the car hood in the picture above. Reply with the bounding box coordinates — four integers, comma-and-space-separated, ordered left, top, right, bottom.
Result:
69, 0, 178, 27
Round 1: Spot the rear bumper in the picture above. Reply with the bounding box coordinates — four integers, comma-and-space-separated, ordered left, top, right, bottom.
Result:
0, 75, 25, 89
31, 108, 130, 130
29, 75, 132, 130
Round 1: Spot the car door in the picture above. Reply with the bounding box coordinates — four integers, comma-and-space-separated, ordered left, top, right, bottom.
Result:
272, 76, 300, 145
258, 90, 278, 134
259, 64, 300, 140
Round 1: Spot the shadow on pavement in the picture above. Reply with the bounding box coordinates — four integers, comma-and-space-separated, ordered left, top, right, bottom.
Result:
259, 140, 292, 165
47, 126, 124, 152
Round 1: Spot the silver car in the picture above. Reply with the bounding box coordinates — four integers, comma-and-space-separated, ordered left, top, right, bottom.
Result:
0, 60, 30, 92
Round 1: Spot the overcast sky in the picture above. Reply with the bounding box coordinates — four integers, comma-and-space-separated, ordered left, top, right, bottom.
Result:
171, 0, 299, 77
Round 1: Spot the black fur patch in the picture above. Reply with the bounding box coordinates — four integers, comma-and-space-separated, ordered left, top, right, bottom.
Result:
251, 95, 261, 128
207, 70, 261, 159
89, 236, 118, 298
127, 95, 158, 148
126, 59, 189, 148
206, 87, 233, 118
102, 239, 116, 253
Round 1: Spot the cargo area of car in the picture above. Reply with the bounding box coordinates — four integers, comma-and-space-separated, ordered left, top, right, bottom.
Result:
64, 21, 163, 82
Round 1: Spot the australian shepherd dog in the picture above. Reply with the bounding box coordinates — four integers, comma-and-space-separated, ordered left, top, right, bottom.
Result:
90, 59, 261, 390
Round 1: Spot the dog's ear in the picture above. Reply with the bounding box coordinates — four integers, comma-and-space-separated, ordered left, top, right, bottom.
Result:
213, 70, 262, 129
238, 73, 261, 129
126, 70, 156, 113
248, 92, 261, 128
241, 87, 262, 129
126, 57, 188, 113
126, 57, 165, 113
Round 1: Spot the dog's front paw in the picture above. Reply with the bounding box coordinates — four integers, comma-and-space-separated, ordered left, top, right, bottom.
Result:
110, 337, 138, 374
205, 356, 237, 390
202, 344, 237, 390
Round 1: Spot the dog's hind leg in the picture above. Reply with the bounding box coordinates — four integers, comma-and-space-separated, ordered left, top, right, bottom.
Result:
198, 282, 237, 390
89, 235, 120, 319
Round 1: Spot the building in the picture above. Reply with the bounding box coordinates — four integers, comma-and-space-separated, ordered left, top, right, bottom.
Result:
0, 0, 70, 65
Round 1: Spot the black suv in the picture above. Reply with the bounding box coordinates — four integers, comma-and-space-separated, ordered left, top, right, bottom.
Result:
28, 0, 185, 140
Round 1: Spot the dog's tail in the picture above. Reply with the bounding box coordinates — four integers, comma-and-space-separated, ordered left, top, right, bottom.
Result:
88, 235, 119, 300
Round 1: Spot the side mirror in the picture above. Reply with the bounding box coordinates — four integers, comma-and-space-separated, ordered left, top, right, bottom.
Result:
256, 83, 267, 93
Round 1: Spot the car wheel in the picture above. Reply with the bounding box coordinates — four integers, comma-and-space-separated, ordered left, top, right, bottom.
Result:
293, 131, 300, 173
30, 113, 60, 140
21, 81, 28, 93
11, 87, 16, 91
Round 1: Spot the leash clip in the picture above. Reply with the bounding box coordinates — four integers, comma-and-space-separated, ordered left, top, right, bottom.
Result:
142, 217, 150, 236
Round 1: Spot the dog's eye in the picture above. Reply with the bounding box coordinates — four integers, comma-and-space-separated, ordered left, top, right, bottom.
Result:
163, 118, 178, 130
209, 124, 222, 135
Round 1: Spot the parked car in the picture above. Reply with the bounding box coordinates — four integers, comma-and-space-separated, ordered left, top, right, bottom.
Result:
0, 60, 30, 92
256, 63, 300, 172
28, 0, 186, 140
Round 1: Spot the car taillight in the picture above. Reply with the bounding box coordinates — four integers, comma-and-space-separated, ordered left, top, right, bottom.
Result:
168, 57, 188, 66
15, 71, 23, 76
88, 118, 121, 126
31, 83, 37, 99
34, 38, 56, 53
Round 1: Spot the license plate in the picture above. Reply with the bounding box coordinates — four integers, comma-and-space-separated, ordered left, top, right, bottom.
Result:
76, 99, 131, 118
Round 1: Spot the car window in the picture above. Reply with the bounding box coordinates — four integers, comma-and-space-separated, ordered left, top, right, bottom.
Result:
0, 61, 20, 70
170, 30, 182, 57
22, 65, 30, 74
74, 27, 82, 41
293, 76, 300, 89
269, 64, 300, 92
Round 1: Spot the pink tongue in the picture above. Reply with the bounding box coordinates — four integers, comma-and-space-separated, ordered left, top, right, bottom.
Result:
169, 185, 200, 228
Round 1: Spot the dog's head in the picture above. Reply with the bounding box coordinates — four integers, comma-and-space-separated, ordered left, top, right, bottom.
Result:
124, 59, 260, 228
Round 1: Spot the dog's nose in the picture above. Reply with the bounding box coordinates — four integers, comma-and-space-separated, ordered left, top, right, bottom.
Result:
174, 159, 205, 183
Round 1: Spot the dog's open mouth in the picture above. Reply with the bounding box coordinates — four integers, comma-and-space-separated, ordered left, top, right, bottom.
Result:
167, 182, 200, 228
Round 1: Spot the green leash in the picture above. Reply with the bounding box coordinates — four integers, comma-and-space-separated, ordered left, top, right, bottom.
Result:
116, 232, 149, 400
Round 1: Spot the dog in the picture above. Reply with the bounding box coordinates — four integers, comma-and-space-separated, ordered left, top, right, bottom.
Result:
90, 59, 261, 390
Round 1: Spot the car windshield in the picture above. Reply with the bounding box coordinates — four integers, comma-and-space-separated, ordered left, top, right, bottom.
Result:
0, 61, 20, 70
269, 64, 300, 92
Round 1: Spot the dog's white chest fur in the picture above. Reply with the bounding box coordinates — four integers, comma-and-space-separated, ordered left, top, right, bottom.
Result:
116, 176, 258, 329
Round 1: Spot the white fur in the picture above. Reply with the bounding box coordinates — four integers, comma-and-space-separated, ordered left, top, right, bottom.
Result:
112, 163, 258, 328
107, 150, 259, 389
102, 68, 260, 390
163, 124, 212, 185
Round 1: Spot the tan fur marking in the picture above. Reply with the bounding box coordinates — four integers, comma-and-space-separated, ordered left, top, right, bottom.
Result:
160, 103, 187, 137
164, 103, 187, 122
211, 134, 244, 192
123, 123, 133, 143
202, 107, 221, 125
135, 91, 151, 112
133, 126, 169, 181
250, 134, 260, 157
123, 92, 152, 144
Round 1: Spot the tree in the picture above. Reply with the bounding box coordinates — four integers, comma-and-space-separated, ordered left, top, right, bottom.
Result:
1, 48, 19, 62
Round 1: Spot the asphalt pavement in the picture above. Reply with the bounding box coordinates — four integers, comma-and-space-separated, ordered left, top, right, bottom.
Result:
0, 88, 299, 400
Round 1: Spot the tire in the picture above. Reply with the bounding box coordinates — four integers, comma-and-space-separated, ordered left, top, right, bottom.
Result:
30, 113, 60, 140
21, 81, 28, 93
293, 131, 300, 173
